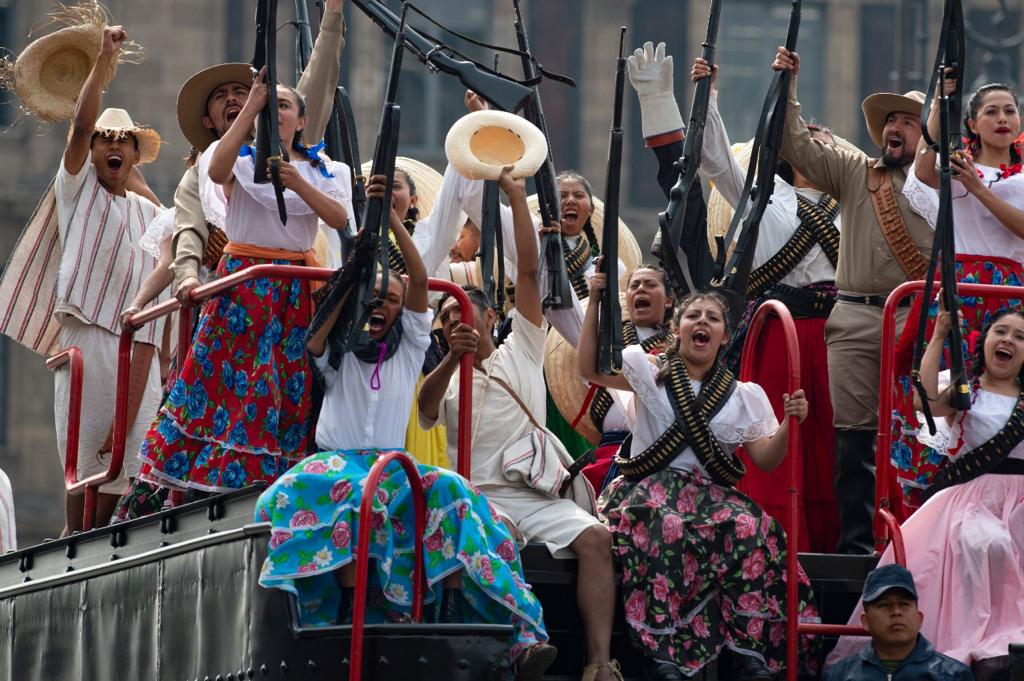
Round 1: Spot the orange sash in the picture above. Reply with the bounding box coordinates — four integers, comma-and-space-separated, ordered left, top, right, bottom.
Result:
223, 242, 323, 292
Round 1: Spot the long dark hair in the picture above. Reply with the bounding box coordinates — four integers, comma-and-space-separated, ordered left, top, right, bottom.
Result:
964, 83, 1022, 164
628, 263, 674, 326
280, 85, 323, 171
970, 307, 1024, 384
655, 291, 732, 385
556, 170, 600, 253
395, 167, 420, 222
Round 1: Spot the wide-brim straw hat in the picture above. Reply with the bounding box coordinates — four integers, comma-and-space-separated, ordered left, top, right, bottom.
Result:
706, 133, 862, 256
5, 24, 117, 122
544, 294, 630, 446
525, 193, 643, 289
72, 107, 160, 164
177, 62, 253, 151
862, 91, 926, 148
445, 110, 548, 180
448, 260, 514, 314
361, 157, 443, 221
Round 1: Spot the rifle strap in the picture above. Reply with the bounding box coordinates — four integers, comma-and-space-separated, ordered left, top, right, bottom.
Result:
923, 389, 1024, 501
867, 164, 928, 281
615, 353, 742, 484
745, 193, 838, 298
589, 323, 672, 430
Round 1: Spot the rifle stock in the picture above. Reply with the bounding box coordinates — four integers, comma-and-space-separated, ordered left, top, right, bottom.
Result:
597, 27, 627, 376
252, 0, 288, 224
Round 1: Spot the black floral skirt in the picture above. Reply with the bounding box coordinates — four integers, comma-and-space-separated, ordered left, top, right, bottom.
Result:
598, 467, 820, 676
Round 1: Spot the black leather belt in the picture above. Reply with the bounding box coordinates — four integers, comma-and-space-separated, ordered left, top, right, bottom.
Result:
764, 283, 835, 319
836, 293, 910, 308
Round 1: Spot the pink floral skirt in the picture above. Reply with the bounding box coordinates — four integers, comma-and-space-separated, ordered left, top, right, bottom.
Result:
599, 467, 820, 676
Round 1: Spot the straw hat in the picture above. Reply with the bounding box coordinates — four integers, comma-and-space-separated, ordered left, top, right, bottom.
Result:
445, 110, 548, 180
525, 193, 643, 288
705, 133, 862, 255
360, 157, 443, 221
176, 62, 254, 151
861, 91, 926, 148
448, 260, 514, 314
544, 294, 630, 446
75, 107, 161, 164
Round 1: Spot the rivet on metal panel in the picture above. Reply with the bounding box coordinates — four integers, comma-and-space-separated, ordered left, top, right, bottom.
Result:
279, 661, 288, 674
65, 565, 74, 573
457, 658, 471, 670
306, 660, 316, 671
377, 656, 389, 667
418, 657, 428, 666
260, 664, 268, 676
216, 676, 224, 681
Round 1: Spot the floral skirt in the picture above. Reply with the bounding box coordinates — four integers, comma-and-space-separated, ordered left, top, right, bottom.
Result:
891, 255, 1024, 505
599, 468, 820, 677
137, 255, 313, 493
254, 449, 547, 657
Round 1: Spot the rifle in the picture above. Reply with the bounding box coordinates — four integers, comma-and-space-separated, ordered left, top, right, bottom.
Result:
597, 28, 627, 375
512, 0, 573, 310
913, 0, 971, 426
655, 0, 722, 298
479, 54, 507, 313
338, 4, 408, 352
712, 0, 803, 329
252, 0, 289, 225
349, 0, 535, 113
294, 0, 314, 73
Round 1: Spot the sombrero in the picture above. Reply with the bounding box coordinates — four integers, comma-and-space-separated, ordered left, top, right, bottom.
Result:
862, 91, 926, 148
71, 107, 161, 164
360, 157, 443, 221
705, 133, 862, 255
525, 193, 643, 288
0, 2, 143, 122
445, 110, 548, 180
176, 62, 253, 151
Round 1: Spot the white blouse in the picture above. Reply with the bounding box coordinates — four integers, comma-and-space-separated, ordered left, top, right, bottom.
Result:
903, 161, 1024, 264
615, 345, 779, 476
917, 370, 1024, 463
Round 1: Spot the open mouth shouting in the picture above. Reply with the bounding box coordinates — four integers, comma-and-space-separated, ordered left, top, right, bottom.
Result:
992, 344, 1015, 367
561, 206, 579, 229
884, 132, 905, 158
368, 310, 388, 334
106, 152, 125, 174
691, 327, 711, 349
632, 296, 651, 313
225, 103, 242, 125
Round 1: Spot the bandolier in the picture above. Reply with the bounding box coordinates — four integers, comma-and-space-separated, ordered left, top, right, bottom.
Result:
563, 233, 595, 300
384, 218, 417, 276
615, 352, 743, 485
744, 193, 840, 318
589, 321, 672, 430
922, 388, 1024, 501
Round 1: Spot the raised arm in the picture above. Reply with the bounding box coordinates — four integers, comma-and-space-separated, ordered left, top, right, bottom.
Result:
127, 166, 162, 205
692, 61, 747, 207
577, 263, 632, 392
743, 388, 808, 472
379, 177, 429, 313
296, 0, 345, 143
207, 68, 264, 187
64, 26, 124, 175
277, 159, 348, 228
912, 307, 957, 419
500, 167, 543, 327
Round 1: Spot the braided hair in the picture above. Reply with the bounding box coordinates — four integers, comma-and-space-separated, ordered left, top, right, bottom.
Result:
655, 291, 732, 385
555, 170, 601, 254
964, 83, 1022, 164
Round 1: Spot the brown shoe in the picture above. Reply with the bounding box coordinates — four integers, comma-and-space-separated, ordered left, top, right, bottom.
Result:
514, 642, 557, 681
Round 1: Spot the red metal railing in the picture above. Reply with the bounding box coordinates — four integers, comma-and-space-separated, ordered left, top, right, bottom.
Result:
738, 300, 803, 678
45, 347, 95, 527
349, 451, 428, 681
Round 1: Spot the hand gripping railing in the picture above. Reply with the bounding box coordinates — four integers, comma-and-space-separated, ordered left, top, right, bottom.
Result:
737, 300, 803, 679
117, 268, 475, 505
44, 347, 93, 526
348, 451, 427, 681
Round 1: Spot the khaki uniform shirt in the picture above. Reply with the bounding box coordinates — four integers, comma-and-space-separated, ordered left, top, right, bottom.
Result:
170, 9, 347, 286
780, 78, 933, 296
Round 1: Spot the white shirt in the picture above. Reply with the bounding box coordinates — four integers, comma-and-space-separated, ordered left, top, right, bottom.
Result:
917, 370, 1024, 464
421, 311, 549, 488
199, 140, 350, 253
54, 152, 167, 345
314, 307, 432, 451
702, 92, 841, 289
903, 162, 1024, 264
615, 345, 778, 475
599, 326, 661, 434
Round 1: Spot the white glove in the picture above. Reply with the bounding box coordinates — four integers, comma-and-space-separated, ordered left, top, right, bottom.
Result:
627, 41, 684, 140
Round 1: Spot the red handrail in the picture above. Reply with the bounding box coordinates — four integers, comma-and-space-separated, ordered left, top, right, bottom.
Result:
45, 347, 98, 528
738, 300, 802, 681
349, 451, 428, 681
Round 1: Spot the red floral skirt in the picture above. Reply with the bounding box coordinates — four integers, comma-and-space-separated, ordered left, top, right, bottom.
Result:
891, 254, 1024, 506
736, 315, 839, 553
137, 254, 313, 492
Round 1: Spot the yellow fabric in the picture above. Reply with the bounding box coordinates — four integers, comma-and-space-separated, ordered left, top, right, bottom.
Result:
404, 375, 452, 469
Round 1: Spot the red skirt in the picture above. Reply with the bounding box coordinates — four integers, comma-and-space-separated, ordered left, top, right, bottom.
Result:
582, 437, 627, 493
137, 254, 313, 492
736, 314, 839, 553
891, 254, 1024, 506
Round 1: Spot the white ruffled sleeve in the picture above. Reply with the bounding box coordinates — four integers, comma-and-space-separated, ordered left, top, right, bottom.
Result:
138, 207, 175, 258
620, 345, 675, 426
710, 381, 780, 445
914, 370, 959, 454
197, 142, 228, 230
901, 163, 939, 230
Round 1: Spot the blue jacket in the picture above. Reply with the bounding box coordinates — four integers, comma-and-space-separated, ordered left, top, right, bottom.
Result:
825, 635, 974, 680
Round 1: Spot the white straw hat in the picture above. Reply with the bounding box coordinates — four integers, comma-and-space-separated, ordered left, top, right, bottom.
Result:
445, 110, 548, 180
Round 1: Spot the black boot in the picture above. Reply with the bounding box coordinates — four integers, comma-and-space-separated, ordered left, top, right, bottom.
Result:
972, 656, 1011, 681
834, 428, 877, 555
733, 654, 772, 681
439, 588, 465, 623
336, 586, 354, 625
641, 656, 684, 681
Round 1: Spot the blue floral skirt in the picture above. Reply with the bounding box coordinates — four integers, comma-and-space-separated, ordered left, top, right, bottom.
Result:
254, 449, 547, 658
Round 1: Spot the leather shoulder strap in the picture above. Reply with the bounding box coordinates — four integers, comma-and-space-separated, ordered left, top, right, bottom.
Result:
491, 374, 542, 429
866, 163, 929, 281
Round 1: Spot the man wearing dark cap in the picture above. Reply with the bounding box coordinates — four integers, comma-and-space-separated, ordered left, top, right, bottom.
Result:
826, 565, 973, 680
772, 47, 933, 555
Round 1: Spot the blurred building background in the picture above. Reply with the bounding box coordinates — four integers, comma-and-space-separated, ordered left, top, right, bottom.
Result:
0, 0, 1020, 546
